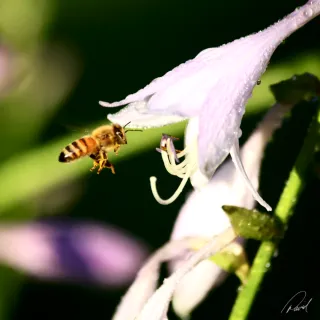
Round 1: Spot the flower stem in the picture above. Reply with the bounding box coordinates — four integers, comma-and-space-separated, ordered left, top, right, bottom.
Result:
228, 101, 320, 320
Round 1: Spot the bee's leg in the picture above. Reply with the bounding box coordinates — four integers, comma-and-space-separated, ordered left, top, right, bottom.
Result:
114, 144, 120, 155
96, 151, 116, 174
89, 153, 100, 172
96, 151, 106, 174
105, 160, 116, 174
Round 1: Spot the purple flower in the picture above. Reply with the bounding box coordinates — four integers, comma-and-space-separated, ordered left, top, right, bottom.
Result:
0, 221, 148, 287
99, 1, 320, 211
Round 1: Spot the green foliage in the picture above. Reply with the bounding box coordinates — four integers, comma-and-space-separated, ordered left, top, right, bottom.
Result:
222, 205, 284, 241
0, 0, 320, 318
209, 245, 249, 284
270, 73, 320, 105
229, 74, 320, 320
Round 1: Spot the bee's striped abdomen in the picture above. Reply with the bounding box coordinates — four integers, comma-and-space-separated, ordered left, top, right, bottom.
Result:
58, 137, 97, 163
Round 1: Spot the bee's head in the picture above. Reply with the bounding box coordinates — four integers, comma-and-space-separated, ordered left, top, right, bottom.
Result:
113, 122, 143, 145
113, 124, 127, 144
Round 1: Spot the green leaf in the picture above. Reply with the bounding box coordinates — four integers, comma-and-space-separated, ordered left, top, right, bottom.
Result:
222, 205, 285, 241
270, 72, 320, 104
229, 87, 320, 320
189, 238, 249, 284
209, 243, 249, 284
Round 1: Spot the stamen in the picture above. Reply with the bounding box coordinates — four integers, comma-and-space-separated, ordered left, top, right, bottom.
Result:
156, 136, 187, 177
156, 135, 181, 163
175, 148, 189, 158
150, 167, 194, 205
166, 138, 188, 173
160, 148, 185, 178
167, 138, 179, 167
167, 140, 189, 176
151, 135, 197, 205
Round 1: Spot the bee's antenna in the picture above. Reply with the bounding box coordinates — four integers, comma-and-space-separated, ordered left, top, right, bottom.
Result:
123, 121, 131, 129
123, 121, 143, 133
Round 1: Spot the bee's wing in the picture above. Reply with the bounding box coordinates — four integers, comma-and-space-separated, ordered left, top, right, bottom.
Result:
58, 123, 91, 135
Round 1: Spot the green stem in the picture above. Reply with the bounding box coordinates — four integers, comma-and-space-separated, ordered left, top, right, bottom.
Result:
228, 102, 320, 320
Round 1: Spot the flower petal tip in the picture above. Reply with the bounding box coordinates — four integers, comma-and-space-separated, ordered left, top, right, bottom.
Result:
100, 100, 131, 108
230, 143, 272, 212
99, 100, 109, 106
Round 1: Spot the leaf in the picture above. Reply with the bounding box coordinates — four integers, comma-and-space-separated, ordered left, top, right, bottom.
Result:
270, 73, 320, 105
209, 242, 249, 284
222, 205, 284, 241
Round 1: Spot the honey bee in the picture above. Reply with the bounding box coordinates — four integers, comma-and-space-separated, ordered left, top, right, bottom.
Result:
59, 122, 136, 174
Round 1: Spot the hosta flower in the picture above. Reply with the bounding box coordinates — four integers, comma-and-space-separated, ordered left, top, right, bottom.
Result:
109, 102, 292, 320
111, 229, 236, 320
99, 0, 320, 211
169, 102, 292, 318
0, 221, 148, 287
135, 228, 236, 320
111, 237, 194, 320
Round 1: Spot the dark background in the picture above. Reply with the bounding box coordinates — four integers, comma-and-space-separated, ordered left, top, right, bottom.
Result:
0, 0, 320, 319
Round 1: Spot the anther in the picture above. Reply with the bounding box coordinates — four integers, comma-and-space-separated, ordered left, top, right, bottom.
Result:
150, 135, 197, 205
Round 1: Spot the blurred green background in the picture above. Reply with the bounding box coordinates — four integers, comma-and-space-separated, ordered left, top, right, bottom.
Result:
0, 0, 320, 319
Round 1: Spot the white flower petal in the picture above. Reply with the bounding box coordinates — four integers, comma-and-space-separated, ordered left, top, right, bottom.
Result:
196, 37, 277, 179
171, 186, 234, 240
172, 260, 227, 319
107, 101, 186, 129
112, 239, 191, 320
196, 0, 320, 178
136, 228, 236, 320
102, 1, 320, 189
99, 51, 216, 108
112, 263, 159, 320
230, 140, 272, 211
147, 50, 223, 117
168, 161, 247, 318
183, 117, 210, 190
170, 102, 293, 316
